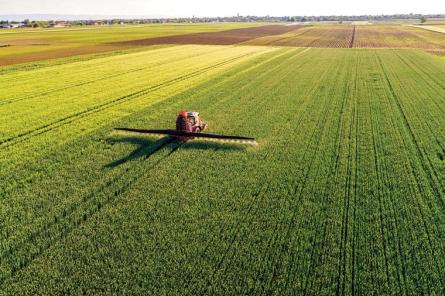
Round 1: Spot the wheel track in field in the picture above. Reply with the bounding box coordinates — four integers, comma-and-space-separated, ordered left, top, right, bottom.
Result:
271, 61, 344, 295
377, 54, 444, 202
0, 46, 230, 106
281, 72, 334, 294
349, 26, 356, 48
244, 54, 336, 294
335, 61, 357, 296
189, 48, 314, 294
388, 52, 445, 198
303, 74, 350, 295
197, 98, 276, 294
263, 88, 328, 294
398, 51, 445, 97
351, 53, 359, 296
0, 51, 257, 148
393, 51, 445, 112
392, 51, 445, 166
0, 138, 183, 286
315, 55, 355, 295
300, 52, 358, 295
374, 53, 414, 294
377, 54, 444, 289
383, 93, 443, 293
370, 78, 406, 295
194, 49, 316, 294
254, 57, 344, 294
367, 75, 394, 292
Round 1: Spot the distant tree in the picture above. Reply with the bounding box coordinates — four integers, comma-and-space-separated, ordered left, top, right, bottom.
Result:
420, 16, 427, 23
23, 19, 30, 25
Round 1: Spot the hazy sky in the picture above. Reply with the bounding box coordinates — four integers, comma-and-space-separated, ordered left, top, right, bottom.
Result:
1, 0, 443, 17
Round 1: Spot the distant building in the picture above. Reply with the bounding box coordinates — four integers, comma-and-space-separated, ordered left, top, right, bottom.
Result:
8, 23, 26, 28
47, 22, 67, 28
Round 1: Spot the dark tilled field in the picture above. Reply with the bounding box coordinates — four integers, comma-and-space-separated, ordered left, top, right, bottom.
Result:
116, 25, 303, 46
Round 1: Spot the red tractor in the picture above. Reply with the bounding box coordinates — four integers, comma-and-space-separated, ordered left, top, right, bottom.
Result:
176, 111, 207, 133
175, 111, 207, 142
116, 111, 256, 144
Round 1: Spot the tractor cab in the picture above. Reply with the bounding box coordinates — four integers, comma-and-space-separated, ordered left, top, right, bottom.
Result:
115, 111, 256, 145
176, 111, 207, 133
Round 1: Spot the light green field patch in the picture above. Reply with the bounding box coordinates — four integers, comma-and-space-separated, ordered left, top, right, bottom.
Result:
0, 44, 280, 169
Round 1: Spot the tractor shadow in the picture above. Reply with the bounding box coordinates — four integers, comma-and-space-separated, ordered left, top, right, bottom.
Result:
104, 136, 244, 168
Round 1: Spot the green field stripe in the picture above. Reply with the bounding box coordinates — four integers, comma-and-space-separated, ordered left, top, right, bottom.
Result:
0, 46, 261, 141
371, 52, 411, 295
0, 45, 173, 76
380, 52, 445, 287
377, 52, 443, 199
373, 51, 444, 293
189, 49, 319, 293
355, 51, 402, 294
0, 46, 227, 106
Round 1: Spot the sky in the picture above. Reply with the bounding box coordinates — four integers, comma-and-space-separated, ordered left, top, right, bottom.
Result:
0, 0, 444, 17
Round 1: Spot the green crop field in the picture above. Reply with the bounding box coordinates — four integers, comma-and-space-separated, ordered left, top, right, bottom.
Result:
0, 23, 444, 295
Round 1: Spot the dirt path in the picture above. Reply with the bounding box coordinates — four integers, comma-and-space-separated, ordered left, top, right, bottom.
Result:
349, 26, 356, 48
0, 44, 130, 66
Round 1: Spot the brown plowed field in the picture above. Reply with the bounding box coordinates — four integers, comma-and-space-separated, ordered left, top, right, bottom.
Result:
246, 25, 355, 48
353, 25, 445, 50
116, 25, 304, 46
0, 44, 130, 66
